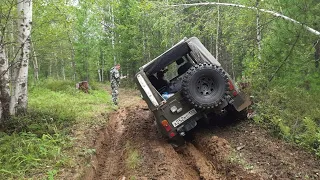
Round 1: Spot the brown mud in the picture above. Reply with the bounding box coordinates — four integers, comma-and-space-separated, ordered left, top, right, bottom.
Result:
83, 91, 320, 180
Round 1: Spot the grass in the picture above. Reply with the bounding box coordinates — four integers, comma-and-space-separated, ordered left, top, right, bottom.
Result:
125, 142, 141, 170
228, 150, 254, 171
0, 79, 114, 179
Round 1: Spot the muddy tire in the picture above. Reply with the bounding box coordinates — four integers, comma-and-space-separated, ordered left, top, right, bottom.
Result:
182, 63, 228, 109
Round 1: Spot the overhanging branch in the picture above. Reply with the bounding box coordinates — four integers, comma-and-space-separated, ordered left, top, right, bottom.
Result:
168, 2, 320, 36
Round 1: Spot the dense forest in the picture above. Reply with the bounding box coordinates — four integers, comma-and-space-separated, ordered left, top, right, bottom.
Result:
0, 0, 320, 179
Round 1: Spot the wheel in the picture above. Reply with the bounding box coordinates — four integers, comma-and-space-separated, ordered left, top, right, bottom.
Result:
182, 63, 228, 109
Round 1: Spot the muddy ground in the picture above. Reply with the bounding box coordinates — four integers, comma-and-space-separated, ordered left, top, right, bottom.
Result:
83, 91, 320, 180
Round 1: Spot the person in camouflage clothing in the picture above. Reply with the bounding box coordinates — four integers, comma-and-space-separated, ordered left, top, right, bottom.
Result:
110, 64, 121, 105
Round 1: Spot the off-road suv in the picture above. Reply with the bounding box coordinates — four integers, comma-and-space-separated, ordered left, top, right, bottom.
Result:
135, 37, 251, 145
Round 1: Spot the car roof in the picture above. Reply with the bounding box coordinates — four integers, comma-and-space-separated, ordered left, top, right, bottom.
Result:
141, 37, 220, 75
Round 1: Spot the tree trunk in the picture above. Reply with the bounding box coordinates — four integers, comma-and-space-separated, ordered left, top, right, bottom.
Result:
110, 5, 116, 65
85, 49, 89, 81
256, 0, 262, 60
315, 40, 320, 68
68, 35, 76, 81
101, 52, 104, 82
216, 0, 220, 61
71, 48, 76, 81
62, 59, 66, 80
31, 41, 39, 81
9, 20, 16, 87
10, 0, 32, 115
54, 53, 60, 79
98, 61, 102, 82
231, 56, 236, 79
49, 58, 52, 77
0, 38, 11, 121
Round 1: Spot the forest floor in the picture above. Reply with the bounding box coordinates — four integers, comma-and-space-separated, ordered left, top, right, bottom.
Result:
81, 89, 320, 180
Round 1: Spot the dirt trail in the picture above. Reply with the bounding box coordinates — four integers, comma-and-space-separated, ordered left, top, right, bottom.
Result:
84, 90, 320, 180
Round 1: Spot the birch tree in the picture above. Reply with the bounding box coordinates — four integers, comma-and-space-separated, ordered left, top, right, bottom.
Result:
216, 0, 220, 61
256, 0, 262, 60
0, 0, 15, 121
0, 36, 11, 121
10, 0, 32, 115
169, 2, 320, 36
31, 41, 39, 81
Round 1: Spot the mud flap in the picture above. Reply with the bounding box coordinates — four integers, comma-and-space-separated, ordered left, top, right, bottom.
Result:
169, 135, 186, 148
231, 92, 251, 112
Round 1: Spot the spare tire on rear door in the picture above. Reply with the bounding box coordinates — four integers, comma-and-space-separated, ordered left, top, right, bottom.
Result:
182, 63, 228, 109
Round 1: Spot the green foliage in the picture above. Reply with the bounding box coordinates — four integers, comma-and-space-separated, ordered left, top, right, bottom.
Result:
3, 0, 320, 177
0, 80, 113, 179
0, 132, 72, 179
29, 80, 113, 122
47, 169, 58, 180
125, 142, 141, 170
253, 85, 320, 155
31, 79, 76, 92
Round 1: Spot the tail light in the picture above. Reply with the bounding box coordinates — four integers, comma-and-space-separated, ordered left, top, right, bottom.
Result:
228, 80, 234, 91
228, 80, 238, 97
169, 132, 176, 138
233, 91, 238, 96
161, 120, 172, 132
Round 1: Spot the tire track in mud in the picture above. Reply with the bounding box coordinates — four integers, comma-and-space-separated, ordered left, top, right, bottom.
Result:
84, 100, 319, 180
177, 143, 222, 179
84, 101, 261, 180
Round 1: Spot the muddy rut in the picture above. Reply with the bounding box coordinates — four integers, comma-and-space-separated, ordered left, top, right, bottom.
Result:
84, 97, 320, 180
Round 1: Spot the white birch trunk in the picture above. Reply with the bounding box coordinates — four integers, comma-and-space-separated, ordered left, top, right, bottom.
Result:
67, 35, 76, 81
98, 69, 102, 82
142, 30, 146, 62
110, 5, 116, 65
231, 56, 235, 79
97, 61, 101, 82
10, 20, 16, 83
101, 53, 104, 82
256, 0, 262, 60
0, 38, 11, 120
10, 0, 32, 115
71, 48, 76, 80
62, 59, 66, 80
169, 2, 320, 36
216, 0, 220, 61
31, 41, 39, 81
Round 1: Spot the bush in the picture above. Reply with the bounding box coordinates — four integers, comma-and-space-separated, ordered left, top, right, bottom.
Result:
253, 84, 320, 156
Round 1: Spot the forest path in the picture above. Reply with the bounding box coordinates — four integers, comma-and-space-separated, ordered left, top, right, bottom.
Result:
83, 89, 320, 180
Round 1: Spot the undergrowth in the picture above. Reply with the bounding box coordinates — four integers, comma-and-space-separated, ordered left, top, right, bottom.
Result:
253, 84, 320, 157
0, 79, 114, 179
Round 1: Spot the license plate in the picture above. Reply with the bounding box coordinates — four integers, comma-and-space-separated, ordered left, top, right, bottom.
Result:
172, 109, 197, 127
